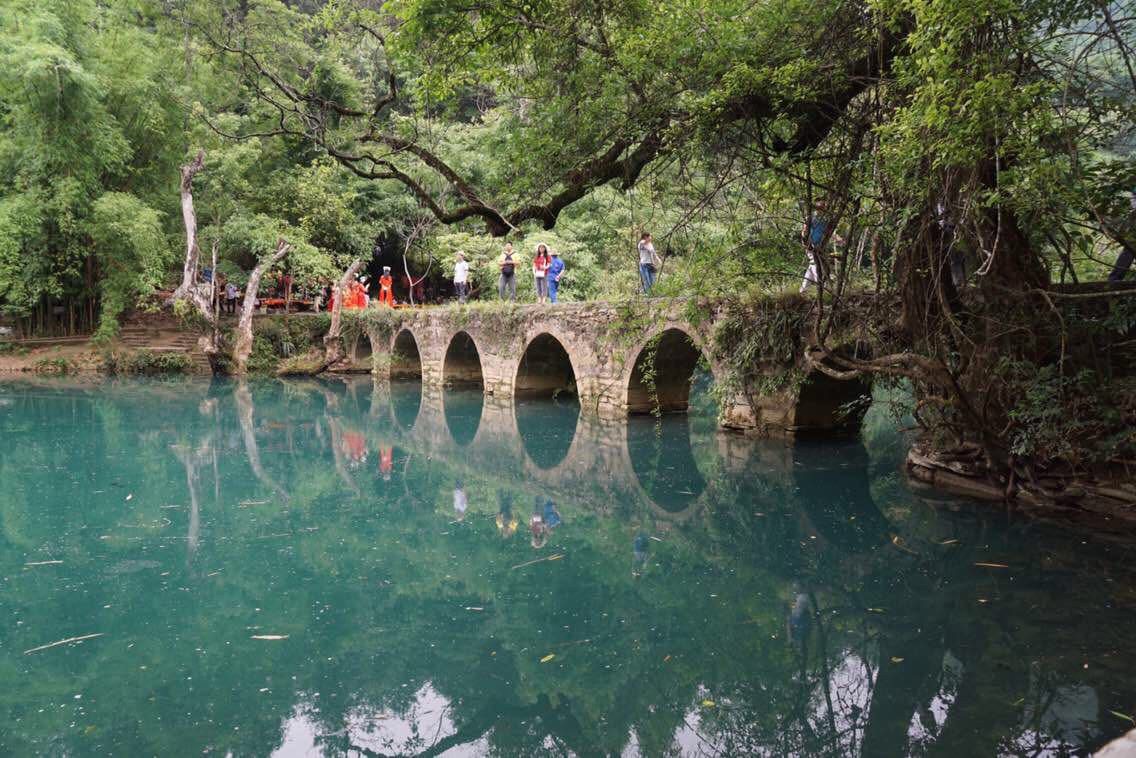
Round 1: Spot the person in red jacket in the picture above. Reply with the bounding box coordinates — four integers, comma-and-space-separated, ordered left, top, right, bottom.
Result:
378, 266, 394, 307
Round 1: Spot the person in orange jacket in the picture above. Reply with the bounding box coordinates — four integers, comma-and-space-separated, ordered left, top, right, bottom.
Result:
379, 446, 393, 480
378, 266, 394, 307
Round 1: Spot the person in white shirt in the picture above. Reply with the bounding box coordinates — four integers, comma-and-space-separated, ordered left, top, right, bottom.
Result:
453, 251, 471, 304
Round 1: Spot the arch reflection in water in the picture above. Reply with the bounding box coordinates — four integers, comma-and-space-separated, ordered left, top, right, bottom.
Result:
626, 414, 708, 512
792, 437, 894, 553
444, 387, 484, 446
515, 397, 579, 470
389, 379, 422, 430
391, 329, 422, 380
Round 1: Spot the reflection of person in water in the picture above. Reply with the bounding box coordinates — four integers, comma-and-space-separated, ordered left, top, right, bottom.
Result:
496, 490, 518, 538
379, 445, 393, 481
343, 429, 367, 469
787, 585, 813, 645
530, 498, 548, 549
632, 532, 650, 578
453, 479, 467, 522
542, 498, 561, 531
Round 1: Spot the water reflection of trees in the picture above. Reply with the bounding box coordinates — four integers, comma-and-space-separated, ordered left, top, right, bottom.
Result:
0, 378, 1133, 756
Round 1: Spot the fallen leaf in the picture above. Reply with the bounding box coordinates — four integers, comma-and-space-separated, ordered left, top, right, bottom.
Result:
540, 654, 555, 663
701, 700, 716, 708
547, 554, 564, 561
465, 607, 484, 612
1110, 710, 1136, 725
974, 562, 1009, 569
939, 539, 960, 545
663, 655, 672, 662
250, 635, 289, 641
890, 657, 904, 663
125, 494, 133, 501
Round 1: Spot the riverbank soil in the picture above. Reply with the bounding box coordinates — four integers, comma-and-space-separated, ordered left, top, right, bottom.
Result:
0, 341, 104, 373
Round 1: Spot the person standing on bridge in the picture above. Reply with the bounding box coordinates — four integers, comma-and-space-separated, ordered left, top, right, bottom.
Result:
800, 199, 844, 294
638, 232, 661, 294
453, 251, 470, 304
498, 242, 518, 301
548, 250, 565, 303
533, 243, 551, 303
378, 267, 395, 307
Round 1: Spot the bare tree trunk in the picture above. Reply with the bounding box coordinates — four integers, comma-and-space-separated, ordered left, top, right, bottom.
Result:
323, 259, 364, 368
174, 151, 207, 301
171, 150, 221, 369
233, 238, 292, 374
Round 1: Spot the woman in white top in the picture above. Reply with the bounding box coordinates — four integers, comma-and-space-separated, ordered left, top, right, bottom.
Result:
453, 251, 471, 304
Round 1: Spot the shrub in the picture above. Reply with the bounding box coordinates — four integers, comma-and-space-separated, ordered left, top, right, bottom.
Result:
104, 349, 192, 375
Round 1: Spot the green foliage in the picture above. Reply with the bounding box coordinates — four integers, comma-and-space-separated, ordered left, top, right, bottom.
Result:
31, 356, 74, 374
89, 193, 170, 340
1003, 363, 1135, 467
103, 349, 192, 375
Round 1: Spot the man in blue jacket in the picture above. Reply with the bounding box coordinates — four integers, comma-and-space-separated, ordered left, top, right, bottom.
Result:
547, 251, 565, 303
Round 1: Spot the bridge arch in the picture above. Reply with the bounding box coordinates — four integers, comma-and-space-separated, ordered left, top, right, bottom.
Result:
443, 331, 484, 388
624, 326, 716, 415
514, 332, 579, 399
792, 345, 873, 432
390, 328, 423, 380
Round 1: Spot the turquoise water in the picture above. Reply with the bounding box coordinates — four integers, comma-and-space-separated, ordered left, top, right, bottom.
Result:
1, 377, 1134, 756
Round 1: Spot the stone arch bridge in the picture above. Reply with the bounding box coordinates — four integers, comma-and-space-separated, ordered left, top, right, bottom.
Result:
340, 298, 870, 435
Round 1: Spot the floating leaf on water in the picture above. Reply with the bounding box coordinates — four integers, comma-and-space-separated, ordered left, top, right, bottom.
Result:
663, 655, 672, 662
465, 607, 484, 612
250, 635, 289, 641
974, 562, 1010, 569
25, 560, 64, 567
701, 700, 716, 708
890, 657, 904, 663
125, 494, 133, 501
1109, 710, 1136, 725
540, 654, 555, 663
547, 554, 564, 561
940, 539, 960, 545
867, 608, 886, 613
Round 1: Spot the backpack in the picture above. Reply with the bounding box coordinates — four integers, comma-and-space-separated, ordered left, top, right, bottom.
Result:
502, 253, 515, 276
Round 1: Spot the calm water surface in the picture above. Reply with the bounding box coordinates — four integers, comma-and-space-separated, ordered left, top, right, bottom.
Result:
1, 377, 1134, 756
